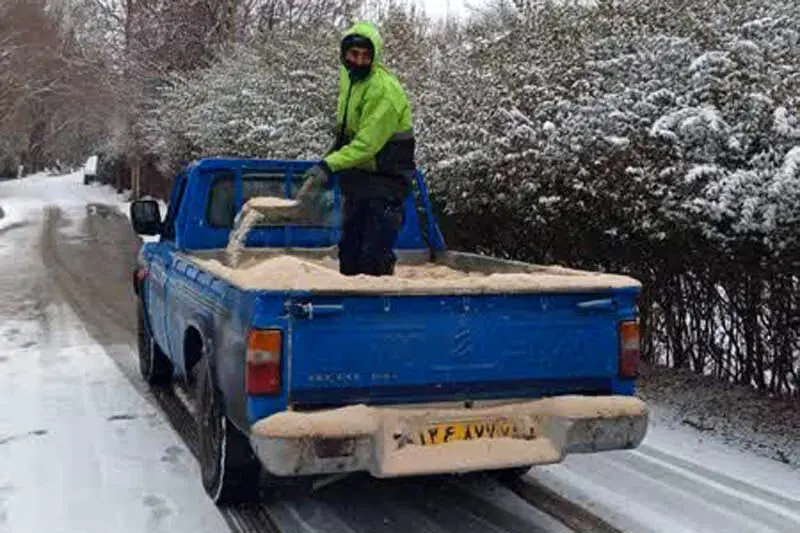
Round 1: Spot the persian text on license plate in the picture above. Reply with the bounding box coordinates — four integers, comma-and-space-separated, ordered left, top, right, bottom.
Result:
414, 420, 516, 446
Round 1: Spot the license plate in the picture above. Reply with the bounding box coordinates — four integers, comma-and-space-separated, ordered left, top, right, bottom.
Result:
414, 420, 516, 446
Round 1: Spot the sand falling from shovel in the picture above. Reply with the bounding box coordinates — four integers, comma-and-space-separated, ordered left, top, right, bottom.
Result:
226, 209, 263, 267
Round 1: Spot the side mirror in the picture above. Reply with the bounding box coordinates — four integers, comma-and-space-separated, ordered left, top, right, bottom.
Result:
130, 200, 162, 236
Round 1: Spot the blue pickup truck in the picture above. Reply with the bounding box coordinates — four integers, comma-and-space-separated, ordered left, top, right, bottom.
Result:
129, 157, 648, 504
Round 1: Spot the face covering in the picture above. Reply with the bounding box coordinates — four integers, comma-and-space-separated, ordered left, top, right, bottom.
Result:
341, 35, 374, 82
346, 61, 372, 81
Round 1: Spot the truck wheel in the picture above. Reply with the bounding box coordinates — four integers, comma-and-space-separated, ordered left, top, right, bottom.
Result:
137, 300, 172, 386
196, 357, 261, 504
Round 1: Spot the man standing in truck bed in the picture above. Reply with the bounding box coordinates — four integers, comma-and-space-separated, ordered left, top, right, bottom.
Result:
298, 21, 416, 277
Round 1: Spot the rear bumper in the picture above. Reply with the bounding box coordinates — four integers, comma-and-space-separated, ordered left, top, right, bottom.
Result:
250, 395, 648, 478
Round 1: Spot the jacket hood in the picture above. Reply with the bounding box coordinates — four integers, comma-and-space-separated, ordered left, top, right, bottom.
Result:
341, 21, 383, 73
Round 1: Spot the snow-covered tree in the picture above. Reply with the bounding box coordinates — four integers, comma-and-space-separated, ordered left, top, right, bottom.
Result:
142, 28, 340, 173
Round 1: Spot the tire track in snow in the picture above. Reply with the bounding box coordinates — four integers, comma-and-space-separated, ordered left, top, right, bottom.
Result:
500, 476, 623, 533
536, 449, 798, 533
1, 205, 225, 533
0, 221, 28, 236
610, 451, 799, 532
636, 445, 800, 512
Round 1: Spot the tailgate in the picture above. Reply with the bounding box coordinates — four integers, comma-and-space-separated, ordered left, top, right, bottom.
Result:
283, 290, 637, 407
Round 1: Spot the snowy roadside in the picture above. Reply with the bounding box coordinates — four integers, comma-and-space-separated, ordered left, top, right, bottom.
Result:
637, 363, 800, 467
5, 169, 168, 242
0, 171, 228, 533
0, 196, 34, 233
0, 307, 228, 533
1, 171, 129, 228
2, 171, 129, 204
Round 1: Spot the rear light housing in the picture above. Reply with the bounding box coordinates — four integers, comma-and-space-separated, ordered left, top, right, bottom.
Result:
619, 320, 640, 379
246, 330, 282, 395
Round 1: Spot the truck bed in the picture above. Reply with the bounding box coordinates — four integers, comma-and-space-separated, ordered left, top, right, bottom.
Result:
171, 247, 642, 412
183, 247, 640, 295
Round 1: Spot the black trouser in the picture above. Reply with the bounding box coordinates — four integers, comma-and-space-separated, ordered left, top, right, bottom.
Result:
338, 194, 405, 276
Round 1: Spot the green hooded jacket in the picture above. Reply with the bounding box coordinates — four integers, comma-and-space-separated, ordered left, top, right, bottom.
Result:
323, 22, 415, 176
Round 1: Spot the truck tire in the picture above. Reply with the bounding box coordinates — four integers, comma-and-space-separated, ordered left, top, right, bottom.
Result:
196, 357, 261, 504
137, 300, 172, 386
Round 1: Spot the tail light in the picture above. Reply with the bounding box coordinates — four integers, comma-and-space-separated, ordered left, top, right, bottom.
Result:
246, 330, 282, 395
619, 320, 640, 379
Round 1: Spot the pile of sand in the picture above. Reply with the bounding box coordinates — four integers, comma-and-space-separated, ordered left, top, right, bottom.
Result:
191, 254, 639, 295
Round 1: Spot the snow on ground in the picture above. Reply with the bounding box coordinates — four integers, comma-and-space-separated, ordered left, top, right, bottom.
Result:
0, 172, 129, 233
643, 407, 799, 496
0, 200, 24, 232
638, 364, 800, 466
0, 172, 227, 533
1, 170, 129, 209
0, 308, 228, 533
528, 393, 800, 533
